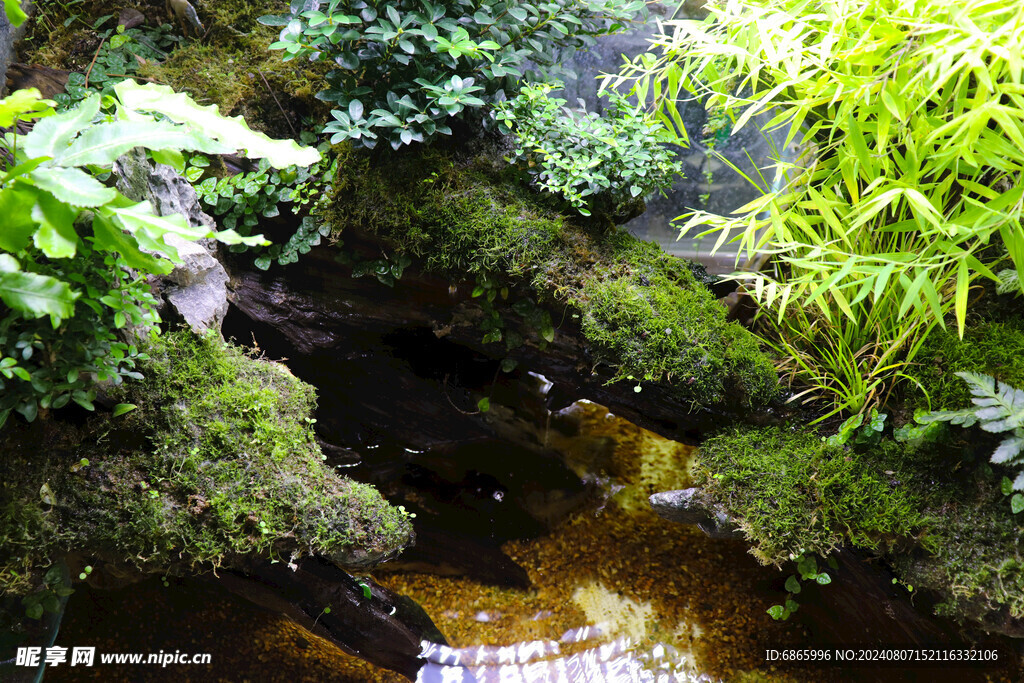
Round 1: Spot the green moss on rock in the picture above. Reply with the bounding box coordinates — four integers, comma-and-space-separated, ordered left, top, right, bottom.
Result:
905, 318, 1024, 410
326, 148, 779, 409
887, 441, 1024, 626
694, 426, 924, 565
0, 330, 411, 595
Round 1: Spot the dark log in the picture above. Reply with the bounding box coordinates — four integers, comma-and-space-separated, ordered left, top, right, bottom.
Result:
227, 243, 736, 450
217, 557, 446, 680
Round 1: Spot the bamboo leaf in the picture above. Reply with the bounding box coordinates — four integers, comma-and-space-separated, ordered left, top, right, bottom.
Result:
954, 258, 969, 338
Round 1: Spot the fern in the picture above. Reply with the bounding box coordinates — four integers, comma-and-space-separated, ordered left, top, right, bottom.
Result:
919, 372, 1024, 489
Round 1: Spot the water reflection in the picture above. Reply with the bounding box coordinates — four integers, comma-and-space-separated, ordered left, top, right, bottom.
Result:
417, 625, 711, 682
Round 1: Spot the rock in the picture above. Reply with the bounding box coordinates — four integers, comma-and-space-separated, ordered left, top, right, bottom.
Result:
0, 1, 30, 97
649, 488, 745, 540
118, 8, 146, 30
113, 148, 229, 333
219, 557, 447, 679
113, 147, 216, 232
161, 234, 230, 333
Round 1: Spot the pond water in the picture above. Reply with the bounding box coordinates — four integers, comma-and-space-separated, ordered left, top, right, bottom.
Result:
50, 402, 850, 682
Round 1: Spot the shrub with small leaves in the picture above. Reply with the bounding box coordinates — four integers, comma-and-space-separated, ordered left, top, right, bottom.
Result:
259, 0, 646, 149
494, 82, 681, 218
189, 143, 339, 269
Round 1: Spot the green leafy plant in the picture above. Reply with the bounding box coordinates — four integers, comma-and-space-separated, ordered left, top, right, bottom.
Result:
55, 23, 182, 111
0, 81, 319, 427
188, 139, 339, 269
825, 409, 887, 448
21, 564, 72, 620
3, 0, 27, 27
767, 552, 833, 621
260, 0, 646, 149
1000, 477, 1024, 515
494, 81, 681, 218
614, 0, 1024, 417
917, 372, 1024, 491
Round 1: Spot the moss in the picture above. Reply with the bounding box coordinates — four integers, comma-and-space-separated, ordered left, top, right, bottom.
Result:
698, 422, 1024, 626
21, 0, 329, 138
905, 317, 1024, 410
694, 426, 924, 566
0, 330, 411, 595
886, 442, 1024, 623
325, 147, 779, 409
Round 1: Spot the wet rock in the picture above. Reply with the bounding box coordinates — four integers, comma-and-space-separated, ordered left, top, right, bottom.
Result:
227, 248, 733, 444
649, 488, 744, 540
219, 557, 446, 679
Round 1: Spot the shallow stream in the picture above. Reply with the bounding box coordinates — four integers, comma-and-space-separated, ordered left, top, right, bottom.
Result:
50, 402, 868, 683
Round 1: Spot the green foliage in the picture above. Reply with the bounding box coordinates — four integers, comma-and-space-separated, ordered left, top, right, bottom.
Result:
493, 82, 681, 218
260, 0, 646, 149
21, 564, 71, 620
696, 426, 923, 566
54, 24, 182, 111
2, 0, 27, 27
768, 553, 834, 621
825, 409, 887, 448
189, 140, 339, 269
615, 0, 1024, 416
0, 82, 319, 428
918, 372, 1024, 491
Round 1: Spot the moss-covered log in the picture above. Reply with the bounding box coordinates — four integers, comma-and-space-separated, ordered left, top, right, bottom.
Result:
319, 146, 779, 412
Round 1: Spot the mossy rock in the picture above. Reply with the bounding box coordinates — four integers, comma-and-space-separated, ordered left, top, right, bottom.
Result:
21, 0, 329, 138
325, 146, 779, 410
0, 330, 412, 595
694, 426, 924, 566
886, 439, 1024, 630
905, 318, 1024, 410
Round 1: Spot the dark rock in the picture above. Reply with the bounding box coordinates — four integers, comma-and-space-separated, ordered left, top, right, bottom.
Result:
227, 245, 733, 444
650, 488, 745, 540
118, 8, 146, 30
